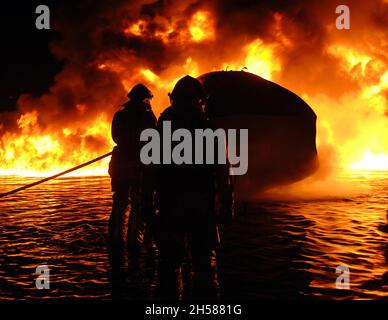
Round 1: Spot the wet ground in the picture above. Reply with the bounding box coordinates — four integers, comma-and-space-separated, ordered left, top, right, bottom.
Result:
1, 172, 388, 300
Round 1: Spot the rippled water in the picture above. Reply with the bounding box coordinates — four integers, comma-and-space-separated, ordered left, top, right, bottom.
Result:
1, 172, 388, 300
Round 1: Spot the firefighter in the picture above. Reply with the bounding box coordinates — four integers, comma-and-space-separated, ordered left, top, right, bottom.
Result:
155, 75, 232, 299
108, 83, 157, 251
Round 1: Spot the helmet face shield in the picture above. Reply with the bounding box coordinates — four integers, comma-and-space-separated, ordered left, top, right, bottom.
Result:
143, 97, 153, 105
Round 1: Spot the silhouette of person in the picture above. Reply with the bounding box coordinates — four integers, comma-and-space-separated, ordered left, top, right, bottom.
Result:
108, 84, 157, 252
155, 75, 232, 299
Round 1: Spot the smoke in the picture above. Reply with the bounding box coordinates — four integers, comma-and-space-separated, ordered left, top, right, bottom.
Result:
0, 0, 387, 178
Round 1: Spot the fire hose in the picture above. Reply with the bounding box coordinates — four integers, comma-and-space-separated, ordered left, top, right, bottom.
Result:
0, 152, 112, 199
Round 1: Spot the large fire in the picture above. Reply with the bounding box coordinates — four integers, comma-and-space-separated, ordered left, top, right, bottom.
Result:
0, 1, 387, 177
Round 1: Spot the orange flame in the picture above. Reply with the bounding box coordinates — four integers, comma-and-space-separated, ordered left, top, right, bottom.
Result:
189, 11, 215, 42
1, 6, 388, 178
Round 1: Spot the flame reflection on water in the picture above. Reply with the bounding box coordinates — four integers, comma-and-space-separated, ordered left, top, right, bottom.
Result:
1, 172, 388, 299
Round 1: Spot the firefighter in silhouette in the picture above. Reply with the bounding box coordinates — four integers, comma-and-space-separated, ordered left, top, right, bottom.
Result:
108, 84, 157, 251
155, 75, 233, 299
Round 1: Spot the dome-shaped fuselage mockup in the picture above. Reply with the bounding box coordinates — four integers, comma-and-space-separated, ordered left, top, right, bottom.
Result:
198, 71, 319, 200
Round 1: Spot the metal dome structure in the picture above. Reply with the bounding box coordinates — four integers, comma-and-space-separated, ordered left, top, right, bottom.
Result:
198, 71, 319, 200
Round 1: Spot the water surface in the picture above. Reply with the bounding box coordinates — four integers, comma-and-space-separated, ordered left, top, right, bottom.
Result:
1, 172, 388, 299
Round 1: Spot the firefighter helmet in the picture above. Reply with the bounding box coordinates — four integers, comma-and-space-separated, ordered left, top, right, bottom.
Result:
169, 75, 206, 103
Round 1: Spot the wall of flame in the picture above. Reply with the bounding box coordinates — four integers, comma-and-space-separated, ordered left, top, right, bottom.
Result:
0, 0, 387, 177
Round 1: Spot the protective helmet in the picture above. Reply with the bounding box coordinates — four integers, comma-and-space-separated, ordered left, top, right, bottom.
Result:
169, 75, 206, 103
127, 83, 153, 101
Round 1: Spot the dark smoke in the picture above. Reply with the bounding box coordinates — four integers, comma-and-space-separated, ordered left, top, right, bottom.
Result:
0, 0, 387, 175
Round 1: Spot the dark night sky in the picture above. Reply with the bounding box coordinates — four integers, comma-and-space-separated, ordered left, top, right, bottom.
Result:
0, 1, 63, 111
